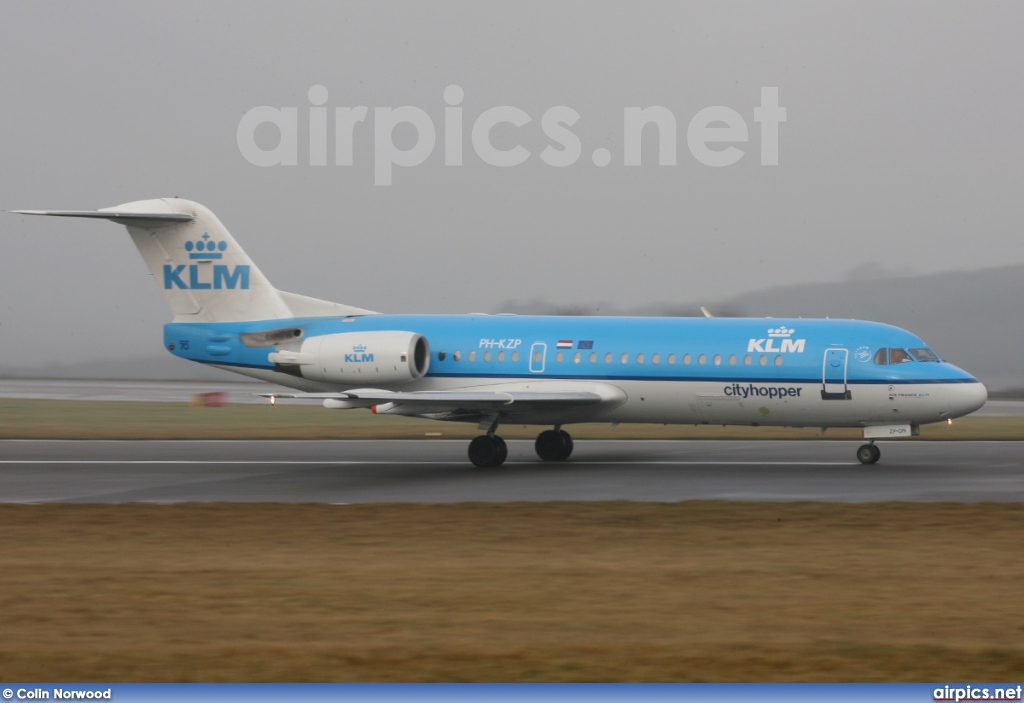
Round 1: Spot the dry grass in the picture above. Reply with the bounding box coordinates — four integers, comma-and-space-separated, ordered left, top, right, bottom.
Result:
1, 502, 1023, 681
0, 398, 1021, 440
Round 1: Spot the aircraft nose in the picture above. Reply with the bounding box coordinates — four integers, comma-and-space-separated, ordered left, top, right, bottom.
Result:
946, 381, 988, 418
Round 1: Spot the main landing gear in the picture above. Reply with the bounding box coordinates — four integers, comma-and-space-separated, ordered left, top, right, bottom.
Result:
856, 442, 881, 465
535, 428, 573, 462
467, 425, 575, 468
468, 435, 508, 468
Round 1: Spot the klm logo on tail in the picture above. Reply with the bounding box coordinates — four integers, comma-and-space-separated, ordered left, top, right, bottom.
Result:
163, 234, 250, 290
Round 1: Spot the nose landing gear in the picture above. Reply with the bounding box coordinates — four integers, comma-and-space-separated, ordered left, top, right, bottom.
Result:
856, 442, 881, 465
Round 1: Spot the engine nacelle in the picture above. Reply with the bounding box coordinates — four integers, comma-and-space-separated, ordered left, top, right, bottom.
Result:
269, 330, 429, 384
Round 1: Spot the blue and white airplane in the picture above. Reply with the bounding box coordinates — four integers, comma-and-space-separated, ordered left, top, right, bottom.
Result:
14, 198, 987, 466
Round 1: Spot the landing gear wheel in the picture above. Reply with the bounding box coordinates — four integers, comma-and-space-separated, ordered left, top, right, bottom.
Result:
469, 435, 507, 468
556, 431, 573, 460
856, 443, 881, 465
535, 429, 574, 461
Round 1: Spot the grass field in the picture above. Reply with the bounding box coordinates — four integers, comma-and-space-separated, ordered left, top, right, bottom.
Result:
1, 397, 1022, 440
1, 502, 1023, 681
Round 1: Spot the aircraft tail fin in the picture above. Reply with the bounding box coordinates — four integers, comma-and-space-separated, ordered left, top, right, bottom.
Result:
13, 198, 375, 322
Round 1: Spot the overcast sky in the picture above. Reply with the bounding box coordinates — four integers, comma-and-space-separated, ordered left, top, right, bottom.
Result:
2, 1, 1022, 367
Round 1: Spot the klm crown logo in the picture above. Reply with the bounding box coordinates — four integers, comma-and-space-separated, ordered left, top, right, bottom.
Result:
767, 326, 795, 338
345, 344, 374, 363
185, 233, 228, 260
163, 232, 250, 291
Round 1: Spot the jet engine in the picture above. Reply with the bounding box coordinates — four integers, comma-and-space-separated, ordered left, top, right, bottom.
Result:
268, 330, 429, 384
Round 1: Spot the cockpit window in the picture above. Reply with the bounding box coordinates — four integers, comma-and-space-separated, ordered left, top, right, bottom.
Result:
909, 347, 940, 362
889, 348, 913, 364
873, 348, 888, 365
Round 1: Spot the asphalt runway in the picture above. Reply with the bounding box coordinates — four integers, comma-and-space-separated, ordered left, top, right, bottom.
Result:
1, 439, 1021, 503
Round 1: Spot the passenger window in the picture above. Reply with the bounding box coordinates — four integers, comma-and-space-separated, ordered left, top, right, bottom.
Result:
652, 353, 660, 365
497, 351, 505, 362
889, 348, 913, 364
636, 353, 645, 364
605, 352, 613, 364
588, 352, 596, 363
573, 352, 581, 364
774, 355, 783, 367
683, 354, 691, 365
667, 353, 676, 365
438, 351, 446, 361
483, 351, 492, 362
744, 354, 752, 366
759, 355, 768, 366
728, 354, 736, 366
469, 351, 477, 362
453, 351, 461, 361
874, 348, 887, 365
511, 351, 519, 362
698, 354, 706, 366
713, 354, 721, 366
620, 353, 629, 364
555, 351, 564, 363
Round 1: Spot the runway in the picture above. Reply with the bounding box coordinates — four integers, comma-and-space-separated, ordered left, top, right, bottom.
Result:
1, 439, 1022, 503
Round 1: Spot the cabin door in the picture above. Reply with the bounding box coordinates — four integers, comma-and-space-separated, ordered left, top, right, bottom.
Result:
822, 348, 851, 400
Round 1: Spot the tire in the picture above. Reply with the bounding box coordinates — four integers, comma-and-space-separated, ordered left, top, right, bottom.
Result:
536, 429, 572, 461
469, 435, 506, 467
555, 430, 574, 460
857, 444, 880, 465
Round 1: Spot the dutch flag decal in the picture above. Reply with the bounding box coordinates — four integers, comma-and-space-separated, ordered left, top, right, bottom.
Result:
556, 340, 573, 349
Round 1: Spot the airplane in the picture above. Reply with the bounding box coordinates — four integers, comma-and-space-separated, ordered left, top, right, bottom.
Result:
13, 198, 987, 467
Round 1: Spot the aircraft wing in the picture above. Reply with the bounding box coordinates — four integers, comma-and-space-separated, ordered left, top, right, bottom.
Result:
262, 383, 626, 423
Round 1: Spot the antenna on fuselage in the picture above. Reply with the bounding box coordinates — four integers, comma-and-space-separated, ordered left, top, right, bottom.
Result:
700, 307, 714, 318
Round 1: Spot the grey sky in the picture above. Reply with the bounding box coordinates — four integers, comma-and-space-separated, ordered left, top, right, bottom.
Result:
2, 1, 1022, 368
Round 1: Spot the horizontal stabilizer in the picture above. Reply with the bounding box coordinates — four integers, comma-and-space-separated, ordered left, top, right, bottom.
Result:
12, 209, 195, 223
